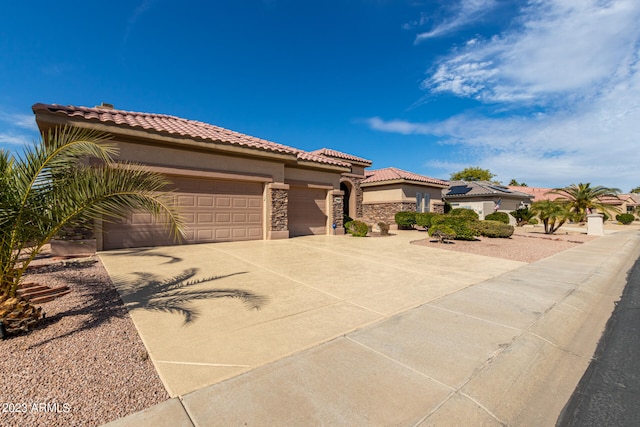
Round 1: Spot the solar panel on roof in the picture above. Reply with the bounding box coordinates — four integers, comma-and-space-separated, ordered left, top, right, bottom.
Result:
488, 185, 512, 193
447, 185, 471, 195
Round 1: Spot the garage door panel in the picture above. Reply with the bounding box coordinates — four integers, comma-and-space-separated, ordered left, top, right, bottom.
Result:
103, 177, 264, 249
197, 196, 214, 207
215, 197, 231, 208
288, 186, 327, 237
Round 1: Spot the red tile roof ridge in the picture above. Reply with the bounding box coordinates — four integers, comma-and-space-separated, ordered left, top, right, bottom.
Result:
363, 167, 448, 186
310, 148, 372, 165
33, 103, 347, 166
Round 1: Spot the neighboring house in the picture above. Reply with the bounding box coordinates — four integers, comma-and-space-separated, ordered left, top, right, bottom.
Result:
507, 186, 564, 202
444, 181, 533, 220
598, 193, 640, 216
360, 167, 448, 225
33, 103, 370, 250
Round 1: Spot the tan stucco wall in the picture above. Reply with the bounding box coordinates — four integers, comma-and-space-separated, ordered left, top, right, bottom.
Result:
284, 167, 341, 188
362, 184, 445, 204
113, 139, 285, 182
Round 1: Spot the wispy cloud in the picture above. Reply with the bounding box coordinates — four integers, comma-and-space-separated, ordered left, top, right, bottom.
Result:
414, 0, 498, 42
370, 0, 640, 190
123, 0, 156, 45
0, 111, 38, 131
0, 133, 31, 146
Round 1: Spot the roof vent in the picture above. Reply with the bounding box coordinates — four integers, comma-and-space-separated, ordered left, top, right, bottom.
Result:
97, 102, 114, 109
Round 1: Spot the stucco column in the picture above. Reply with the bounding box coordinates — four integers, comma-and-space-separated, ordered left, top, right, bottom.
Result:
587, 213, 604, 236
267, 183, 289, 239
330, 189, 345, 235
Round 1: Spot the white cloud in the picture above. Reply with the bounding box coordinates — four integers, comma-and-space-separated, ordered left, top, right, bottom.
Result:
0, 133, 31, 146
370, 0, 640, 191
414, 0, 498, 42
423, 0, 640, 104
0, 112, 38, 131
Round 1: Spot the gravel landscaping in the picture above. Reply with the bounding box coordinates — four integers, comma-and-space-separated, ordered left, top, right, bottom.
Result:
0, 249, 169, 427
411, 226, 598, 263
0, 225, 621, 426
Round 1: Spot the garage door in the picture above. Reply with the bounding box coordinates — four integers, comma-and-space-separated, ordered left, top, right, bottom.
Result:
287, 186, 327, 237
102, 177, 263, 249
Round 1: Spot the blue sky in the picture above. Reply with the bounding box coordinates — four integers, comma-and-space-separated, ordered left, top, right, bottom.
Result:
1, 0, 639, 191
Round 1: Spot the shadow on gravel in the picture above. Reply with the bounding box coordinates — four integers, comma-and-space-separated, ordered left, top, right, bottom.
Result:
118, 268, 268, 324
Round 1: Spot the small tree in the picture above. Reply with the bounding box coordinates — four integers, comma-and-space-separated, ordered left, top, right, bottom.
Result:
548, 183, 620, 222
631, 186, 640, 194
530, 200, 574, 234
508, 179, 528, 186
450, 167, 495, 182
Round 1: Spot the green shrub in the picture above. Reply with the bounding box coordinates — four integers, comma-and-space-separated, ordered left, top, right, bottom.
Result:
616, 213, 635, 225
479, 220, 514, 238
602, 212, 609, 222
345, 220, 369, 237
528, 218, 539, 225
431, 215, 480, 240
443, 201, 452, 214
510, 207, 536, 226
394, 211, 417, 229
449, 208, 479, 220
415, 212, 440, 228
484, 212, 510, 224
377, 222, 390, 236
428, 224, 457, 242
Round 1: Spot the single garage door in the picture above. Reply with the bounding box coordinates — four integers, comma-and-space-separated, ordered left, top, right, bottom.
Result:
102, 177, 263, 249
287, 186, 327, 237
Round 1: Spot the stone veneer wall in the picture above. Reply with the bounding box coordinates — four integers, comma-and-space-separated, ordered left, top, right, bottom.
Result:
332, 194, 344, 229
353, 179, 364, 219
362, 202, 416, 226
270, 188, 288, 231
431, 201, 445, 214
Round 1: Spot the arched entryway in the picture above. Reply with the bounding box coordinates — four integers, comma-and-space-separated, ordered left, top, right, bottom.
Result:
340, 180, 355, 220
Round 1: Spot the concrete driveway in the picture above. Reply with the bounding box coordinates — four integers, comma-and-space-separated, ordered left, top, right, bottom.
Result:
99, 231, 525, 397
101, 229, 640, 426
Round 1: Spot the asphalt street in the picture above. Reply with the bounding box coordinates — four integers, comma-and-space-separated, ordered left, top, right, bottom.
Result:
558, 255, 640, 426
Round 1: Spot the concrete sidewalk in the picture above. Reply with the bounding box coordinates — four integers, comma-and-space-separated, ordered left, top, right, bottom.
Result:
102, 230, 640, 426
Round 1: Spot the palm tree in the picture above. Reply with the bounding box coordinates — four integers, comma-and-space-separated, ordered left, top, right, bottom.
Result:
530, 200, 575, 234
548, 183, 621, 222
1, 126, 184, 335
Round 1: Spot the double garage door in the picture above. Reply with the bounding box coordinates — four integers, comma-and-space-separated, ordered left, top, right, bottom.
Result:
102, 177, 263, 250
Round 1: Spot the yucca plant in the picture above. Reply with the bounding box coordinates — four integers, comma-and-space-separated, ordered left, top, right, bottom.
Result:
0, 126, 184, 335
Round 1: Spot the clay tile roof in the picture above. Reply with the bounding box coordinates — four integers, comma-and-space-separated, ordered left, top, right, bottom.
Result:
362, 167, 448, 187
507, 186, 570, 202
309, 148, 372, 166
32, 103, 348, 169
296, 151, 351, 167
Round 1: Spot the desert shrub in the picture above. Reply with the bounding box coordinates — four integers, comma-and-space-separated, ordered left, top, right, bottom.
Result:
415, 212, 440, 228
510, 207, 536, 226
431, 215, 480, 240
377, 222, 390, 236
394, 211, 417, 229
616, 213, 635, 225
528, 218, 539, 225
602, 212, 610, 222
479, 220, 514, 238
443, 201, 452, 213
345, 220, 369, 237
449, 208, 479, 220
428, 224, 457, 242
484, 212, 510, 224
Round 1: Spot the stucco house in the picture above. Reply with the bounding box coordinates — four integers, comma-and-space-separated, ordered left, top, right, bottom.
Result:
443, 181, 533, 220
33, 103, 373, 250
359, 167, 449, 226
